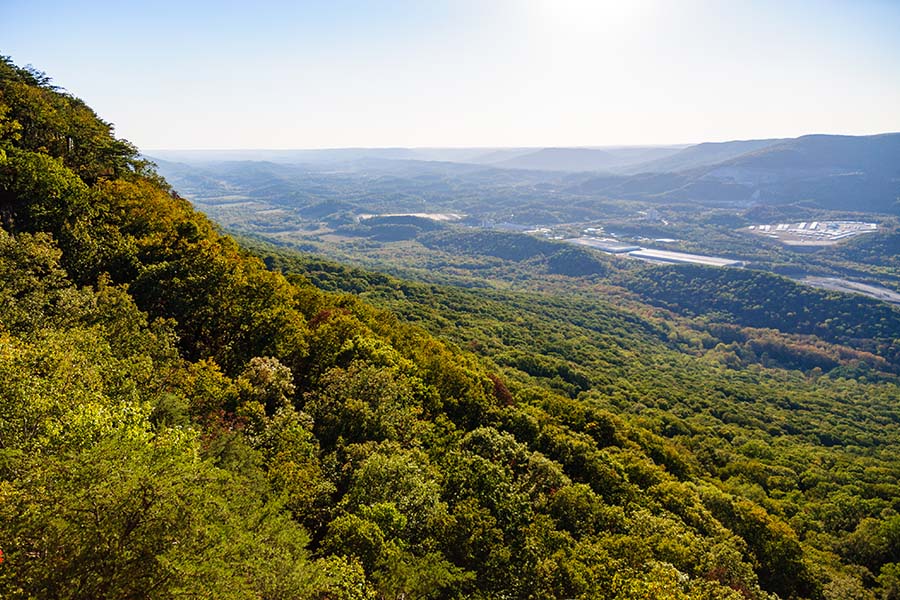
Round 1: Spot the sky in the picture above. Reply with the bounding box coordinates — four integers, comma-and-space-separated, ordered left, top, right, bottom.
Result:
2, 0, 899, 150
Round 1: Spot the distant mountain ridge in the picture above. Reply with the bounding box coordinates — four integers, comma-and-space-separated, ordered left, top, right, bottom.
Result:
488, 146, 684, 172
151, 132, 900, 214
573, 133, 900, 211
619, 138, 787, 174
708, 133, 900, 176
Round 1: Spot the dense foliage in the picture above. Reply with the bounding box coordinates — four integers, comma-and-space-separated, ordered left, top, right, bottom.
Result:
617, 265, 900, 369
3, 56, 900, 600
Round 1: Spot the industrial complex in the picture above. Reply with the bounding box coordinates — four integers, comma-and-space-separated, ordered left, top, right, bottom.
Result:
567, 237, 641, 254
745, 220, 877, 245
565, 237, 744, 268
626, 248, 744, 267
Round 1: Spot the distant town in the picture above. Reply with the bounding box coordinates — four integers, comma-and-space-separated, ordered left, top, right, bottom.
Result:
744, 220, 878, 245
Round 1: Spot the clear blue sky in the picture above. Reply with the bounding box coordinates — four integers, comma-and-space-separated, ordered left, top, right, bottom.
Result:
3, 0, 899, 149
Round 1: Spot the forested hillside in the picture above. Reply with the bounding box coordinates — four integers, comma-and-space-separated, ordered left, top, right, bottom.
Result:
3, 57, 900, 600
617, 266, 900, 369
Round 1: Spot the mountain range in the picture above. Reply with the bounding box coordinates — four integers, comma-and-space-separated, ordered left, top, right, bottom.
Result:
151, 132, 900, 214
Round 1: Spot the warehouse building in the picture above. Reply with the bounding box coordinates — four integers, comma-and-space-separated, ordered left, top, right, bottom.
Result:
627, 248, 744, 267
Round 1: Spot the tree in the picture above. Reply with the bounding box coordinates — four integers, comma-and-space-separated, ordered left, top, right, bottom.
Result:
0, 433, 314, 599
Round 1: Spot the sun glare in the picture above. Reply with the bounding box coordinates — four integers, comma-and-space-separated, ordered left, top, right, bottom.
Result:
533, 0, 653, 37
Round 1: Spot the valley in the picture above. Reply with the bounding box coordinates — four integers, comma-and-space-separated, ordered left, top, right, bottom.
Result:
152, 141, 900, 391
152, 143, 900, 309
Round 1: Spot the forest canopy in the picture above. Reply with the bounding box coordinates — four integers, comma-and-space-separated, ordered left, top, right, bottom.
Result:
2, 56, 900, 600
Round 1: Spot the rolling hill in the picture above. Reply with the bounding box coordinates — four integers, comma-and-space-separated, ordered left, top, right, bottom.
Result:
154, 133, 900, 214
620, 138, 786, 174
489, 146, 683, 172
573, 133, 900, 211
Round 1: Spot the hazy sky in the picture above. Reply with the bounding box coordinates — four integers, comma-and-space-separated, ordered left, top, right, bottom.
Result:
3, 0, 899, 149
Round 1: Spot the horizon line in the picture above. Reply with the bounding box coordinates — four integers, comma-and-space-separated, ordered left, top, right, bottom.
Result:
140, 130, 900, 153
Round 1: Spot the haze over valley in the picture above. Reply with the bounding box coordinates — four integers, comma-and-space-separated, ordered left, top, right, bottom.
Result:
149, 131, 900, 304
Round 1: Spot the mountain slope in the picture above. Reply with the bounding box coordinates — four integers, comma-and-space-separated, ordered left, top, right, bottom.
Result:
569, 133, 900, 211
2, 55, 784, 600
492, 146, 683, 172
692, 133, 900, 211
716, 133, 900, 173
4, 56, 900, 600
621, 138, 785, 174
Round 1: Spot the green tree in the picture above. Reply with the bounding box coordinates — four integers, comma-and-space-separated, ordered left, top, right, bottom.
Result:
0, 432, 314, 599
